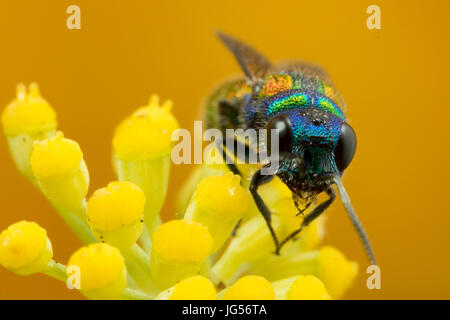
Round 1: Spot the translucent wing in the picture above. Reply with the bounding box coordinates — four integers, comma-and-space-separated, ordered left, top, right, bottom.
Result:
216, 31, 271, 81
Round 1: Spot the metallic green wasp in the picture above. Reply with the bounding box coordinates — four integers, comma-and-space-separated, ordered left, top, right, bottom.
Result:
204, 32, 376, 264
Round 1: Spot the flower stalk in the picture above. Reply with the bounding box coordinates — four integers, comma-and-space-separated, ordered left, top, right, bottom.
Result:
113, 95, 179, 252
30, 132, 96, 244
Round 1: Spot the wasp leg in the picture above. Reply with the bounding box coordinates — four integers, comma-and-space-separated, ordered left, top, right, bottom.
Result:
249, 168, 281, 254
215, 139, 241, 176
278, 187, 336, 251
296, 201, 312, 216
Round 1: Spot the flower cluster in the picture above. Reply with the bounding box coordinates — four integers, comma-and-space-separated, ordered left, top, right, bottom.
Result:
0, 83, 358, 300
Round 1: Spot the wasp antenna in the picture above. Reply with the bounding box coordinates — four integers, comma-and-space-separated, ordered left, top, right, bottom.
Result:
333, 175, 377, 266
215, 30, 271, 81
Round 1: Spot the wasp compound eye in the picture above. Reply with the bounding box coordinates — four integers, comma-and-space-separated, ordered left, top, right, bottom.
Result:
266, 114, 293, 156
335, 122, 356, 172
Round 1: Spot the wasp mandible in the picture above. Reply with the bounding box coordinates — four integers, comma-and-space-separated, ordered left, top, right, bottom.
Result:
204, 32, 376, 265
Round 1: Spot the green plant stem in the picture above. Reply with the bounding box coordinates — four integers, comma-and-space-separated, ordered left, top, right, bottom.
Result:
122, 244, 159, 296
42, 260, 67, 282
54, 205, 96, 245
49, 206, 153, 296
140, 226, 152, 253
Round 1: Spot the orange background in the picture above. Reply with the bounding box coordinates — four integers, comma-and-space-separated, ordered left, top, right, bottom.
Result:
0, 0, 449, 299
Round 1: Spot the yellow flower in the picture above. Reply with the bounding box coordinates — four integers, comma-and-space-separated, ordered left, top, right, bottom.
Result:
112, 95, 179, 246
151, 220, 213, 289
152, 220, 213, 262
316, 246, 358, 299
222, 275, 275, 300
67, 243, 127, 299
2, 83, 57, 181
2, 87, 361, 300
31, 131, 83, 179
184, 172, 249, 252
2, 83, 57, 137
87, 181, 145, 249
113, 95, 179, 159
272, 275, 331, 300
155, 275, 217, 300
0, 221, 53, 276
30, 131, 89, 217
248, 245, 358, 299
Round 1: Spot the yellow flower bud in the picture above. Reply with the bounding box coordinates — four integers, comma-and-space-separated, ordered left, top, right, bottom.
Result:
222, 275, 275, 300
317, 246, 358, 299
151, 220, 213, 289
113, 95, 179, 159
31, 131, 82, 179
287, 275, 331, 300
67, 243, 126, 299
87, 181, 145, 249
194, 173, 248, 218
184, 173, 249, 252
2, 83, 57, 180
155, 275, 217, 300
113, 95, 179, 242
2, 83, 57, 137
272, 275, 331, 300
0, 221, 53, 276
30, 132, 89, 216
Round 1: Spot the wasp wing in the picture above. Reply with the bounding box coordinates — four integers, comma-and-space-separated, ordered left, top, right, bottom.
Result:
216, 31, 271, 81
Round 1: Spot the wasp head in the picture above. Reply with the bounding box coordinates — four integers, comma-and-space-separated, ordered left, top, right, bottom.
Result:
264, 100, 357, 196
